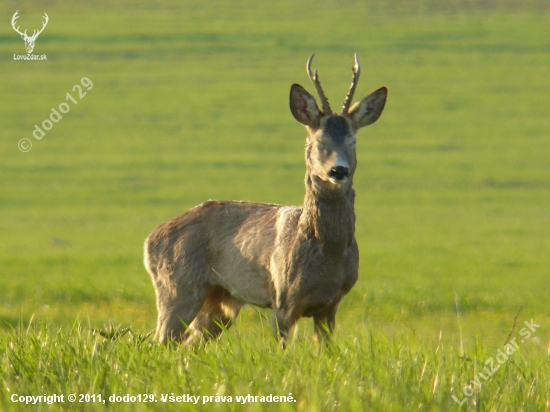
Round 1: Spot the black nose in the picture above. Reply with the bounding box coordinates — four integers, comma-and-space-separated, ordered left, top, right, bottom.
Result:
329, 166, 349, 180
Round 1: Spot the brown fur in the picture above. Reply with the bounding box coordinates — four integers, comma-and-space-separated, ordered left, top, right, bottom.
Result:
144, 55, 387, 345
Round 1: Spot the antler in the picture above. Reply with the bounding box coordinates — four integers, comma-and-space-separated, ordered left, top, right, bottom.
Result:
11, 11, 49, 41
341, 54, 361, 115
306, 54, 332, 114
29, 13, 49, 40
11, 11, 28, 38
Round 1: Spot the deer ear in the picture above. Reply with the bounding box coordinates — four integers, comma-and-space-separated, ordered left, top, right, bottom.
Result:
348, 87, 387, 130
289, 84, 321, 127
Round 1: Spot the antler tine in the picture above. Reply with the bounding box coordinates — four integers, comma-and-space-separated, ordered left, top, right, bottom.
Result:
341, 53, 361, 115
11, 11, 27, 37
306, 54, 332, 114
11, 10, 19, 27
34, 13, 49, 38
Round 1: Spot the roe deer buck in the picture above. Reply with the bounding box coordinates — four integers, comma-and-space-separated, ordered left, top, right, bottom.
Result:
144, 54, 387, 345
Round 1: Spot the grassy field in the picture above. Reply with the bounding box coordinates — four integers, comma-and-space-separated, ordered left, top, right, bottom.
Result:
1, 0, 550, 410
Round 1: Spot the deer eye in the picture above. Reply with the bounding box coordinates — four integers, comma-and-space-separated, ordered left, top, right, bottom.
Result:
316, 140, 326, 148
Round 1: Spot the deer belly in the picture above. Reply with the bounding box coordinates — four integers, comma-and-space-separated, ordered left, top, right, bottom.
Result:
210, 259, 272, 308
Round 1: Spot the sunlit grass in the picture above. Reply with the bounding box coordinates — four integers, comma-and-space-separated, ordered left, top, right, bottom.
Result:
1, 320, 547, 411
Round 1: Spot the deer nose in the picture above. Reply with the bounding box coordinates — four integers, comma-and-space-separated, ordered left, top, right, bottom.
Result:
329, 166, 349, 180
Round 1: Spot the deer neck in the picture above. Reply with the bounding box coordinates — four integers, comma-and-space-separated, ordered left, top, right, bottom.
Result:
299, 173, 356, 254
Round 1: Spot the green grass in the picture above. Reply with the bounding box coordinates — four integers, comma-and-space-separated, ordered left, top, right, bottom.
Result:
1, 0, 550, 410
1, 320, 547, 411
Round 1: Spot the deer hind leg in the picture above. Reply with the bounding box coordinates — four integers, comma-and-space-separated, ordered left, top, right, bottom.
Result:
147, 263, 210, 344
183, 286, 243, 346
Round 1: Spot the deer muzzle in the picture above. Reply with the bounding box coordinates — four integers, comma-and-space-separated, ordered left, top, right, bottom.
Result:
328, 166, 349, 181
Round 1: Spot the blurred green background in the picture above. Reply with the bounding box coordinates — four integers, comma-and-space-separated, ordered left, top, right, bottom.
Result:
1, 0, 549, 346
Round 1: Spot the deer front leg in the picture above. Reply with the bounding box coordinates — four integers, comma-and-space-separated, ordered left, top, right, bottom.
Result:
271, 309, 296, 343
313, 306, 337, 342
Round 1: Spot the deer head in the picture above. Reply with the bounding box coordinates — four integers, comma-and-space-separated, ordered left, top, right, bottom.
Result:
289, 54, 387, 200
11, 11, 49, 54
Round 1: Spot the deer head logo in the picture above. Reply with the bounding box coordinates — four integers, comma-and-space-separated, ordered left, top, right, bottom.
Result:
11, 11, 49, 54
